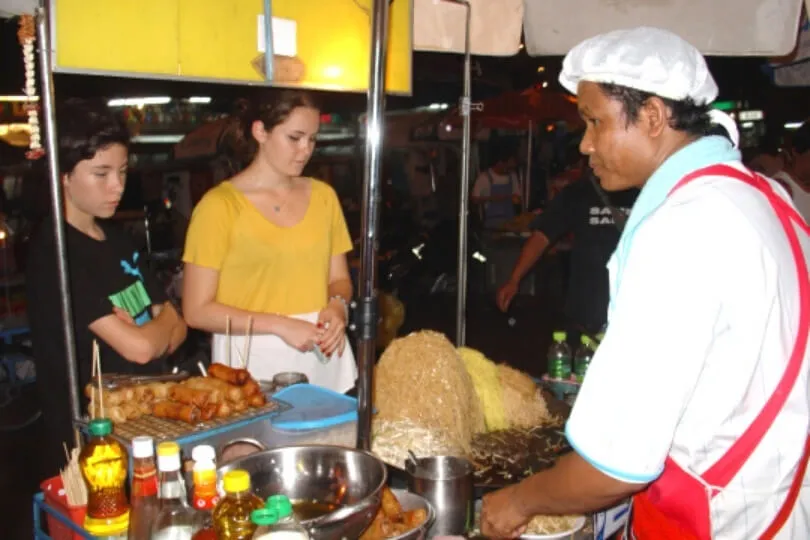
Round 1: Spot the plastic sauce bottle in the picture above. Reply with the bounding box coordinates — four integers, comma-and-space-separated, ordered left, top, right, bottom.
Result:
191, 445, 220, 512
213, 470, 264, 540
264, 495, 310, 538
574, 335, 596, 382
128, 436, 158, 540
80, 418, 130, 537
152, 441, 202, 540
547, 331, 572, 380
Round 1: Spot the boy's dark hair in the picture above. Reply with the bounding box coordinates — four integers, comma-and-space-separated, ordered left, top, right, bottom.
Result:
57, 98, 130, 175
598, 83, 712, 138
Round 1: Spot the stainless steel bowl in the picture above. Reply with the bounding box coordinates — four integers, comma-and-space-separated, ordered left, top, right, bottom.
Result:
387, 489, 436, 540
218, 445, 387, 540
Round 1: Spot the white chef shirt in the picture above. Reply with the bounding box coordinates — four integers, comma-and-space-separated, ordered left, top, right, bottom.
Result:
566, 161, 810, 539
773, 170, 810, 226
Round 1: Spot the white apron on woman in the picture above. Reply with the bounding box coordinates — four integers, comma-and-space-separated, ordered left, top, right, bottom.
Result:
211, 312, 357, 394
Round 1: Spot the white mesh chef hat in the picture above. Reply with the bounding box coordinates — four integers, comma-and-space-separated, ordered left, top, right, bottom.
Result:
559, 27, 718, 105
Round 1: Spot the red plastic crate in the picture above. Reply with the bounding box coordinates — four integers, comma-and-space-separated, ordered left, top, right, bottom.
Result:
40, 476, 88, 540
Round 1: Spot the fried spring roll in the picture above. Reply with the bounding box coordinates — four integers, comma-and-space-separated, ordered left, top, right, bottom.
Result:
84, 385, 125, 406
169, 385, 210, 407
88, 402, 128, 424
133, 385, 155, 402
152, 401, 200, 423
149, 382, 172, 399
241, 378, 261, 398
231, 400, 249, 413
215, 401, 233, 418
186, 377, 242, 403
247, 393, 266, 408
208, 363, 250, 386
200, 403, 217, 421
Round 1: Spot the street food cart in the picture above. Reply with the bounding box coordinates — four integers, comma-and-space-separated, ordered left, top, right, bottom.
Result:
3, 0, 808, 537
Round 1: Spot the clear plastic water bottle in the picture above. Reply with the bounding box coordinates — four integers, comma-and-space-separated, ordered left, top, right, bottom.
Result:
574, 335, 596, 382
547, 331, 572, 380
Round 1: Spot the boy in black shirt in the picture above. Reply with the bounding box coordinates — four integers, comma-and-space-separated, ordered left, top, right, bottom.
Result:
26, 100, 187, 475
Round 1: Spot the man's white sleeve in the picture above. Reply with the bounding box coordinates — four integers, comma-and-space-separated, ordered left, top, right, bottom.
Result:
566, 202, 723, 483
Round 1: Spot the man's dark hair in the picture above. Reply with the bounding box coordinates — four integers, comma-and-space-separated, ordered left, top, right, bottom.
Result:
598, 83, 712, 138
57, 98, 130, 175
489, 139, 517, 167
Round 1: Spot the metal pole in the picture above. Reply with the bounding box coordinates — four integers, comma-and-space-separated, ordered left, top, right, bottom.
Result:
37, 3, 82, 448
355, 0, 390, 451
524, 120, 533, 212
451, 0, 472, 346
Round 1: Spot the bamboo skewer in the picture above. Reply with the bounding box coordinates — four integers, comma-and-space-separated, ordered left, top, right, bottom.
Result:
93, 340, 104, 418
243, 316, 253, 370
225, 315, 232, 368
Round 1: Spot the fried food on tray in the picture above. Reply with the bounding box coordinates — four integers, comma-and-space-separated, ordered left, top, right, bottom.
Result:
525, 514, 581, 535
359, 487, 427, 540
207, 363, 251, 386
87, 371, 271, 425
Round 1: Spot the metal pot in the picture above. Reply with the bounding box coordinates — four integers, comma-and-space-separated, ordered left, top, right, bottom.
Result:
217, 445, 387, 540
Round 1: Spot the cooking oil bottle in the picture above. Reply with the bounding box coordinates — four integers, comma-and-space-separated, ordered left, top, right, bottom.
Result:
79, 418, 130, 537
213, 470, 264, 540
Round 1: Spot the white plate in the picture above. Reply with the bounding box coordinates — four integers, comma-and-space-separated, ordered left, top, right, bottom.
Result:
521, 516, 587, 539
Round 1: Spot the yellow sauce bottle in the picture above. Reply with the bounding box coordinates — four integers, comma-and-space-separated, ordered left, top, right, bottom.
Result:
213, 470, 264, 540
79, 417, 130, 536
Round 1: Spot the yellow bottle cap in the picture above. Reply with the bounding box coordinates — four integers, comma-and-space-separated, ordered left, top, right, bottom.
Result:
223, 470, 251, 493
157, 441, 180, 457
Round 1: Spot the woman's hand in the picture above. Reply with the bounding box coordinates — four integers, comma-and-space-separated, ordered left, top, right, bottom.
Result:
317, 298, 348, 357
276, 317, 321, 352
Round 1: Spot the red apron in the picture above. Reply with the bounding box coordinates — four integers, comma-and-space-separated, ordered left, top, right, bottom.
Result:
628, 165, 810, 539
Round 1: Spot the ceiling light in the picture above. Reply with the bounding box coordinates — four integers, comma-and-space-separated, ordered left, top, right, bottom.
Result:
0, 95, 39, 102
108, 97, 171, 107
187, 96, 211, 104
542, 82, 549, 88
537, 66, 545, 73
784, 122, 804, 130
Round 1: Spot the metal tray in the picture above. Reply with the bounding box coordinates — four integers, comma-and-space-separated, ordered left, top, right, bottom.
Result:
74, 397, 291, 447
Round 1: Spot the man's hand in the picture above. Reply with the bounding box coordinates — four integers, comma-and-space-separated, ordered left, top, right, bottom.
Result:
496, 279, 520, 312
481, 483, 531, 538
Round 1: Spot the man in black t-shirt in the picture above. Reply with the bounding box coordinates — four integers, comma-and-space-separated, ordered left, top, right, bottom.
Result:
26, 100, 187, 477
497, 172, 638, 342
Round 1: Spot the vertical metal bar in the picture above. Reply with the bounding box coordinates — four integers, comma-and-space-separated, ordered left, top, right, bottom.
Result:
263, 0, 274, 81
455, 0, 472, 346
355, 0, 390, 451
524, 120, 533, 212
37, 2, 82, 448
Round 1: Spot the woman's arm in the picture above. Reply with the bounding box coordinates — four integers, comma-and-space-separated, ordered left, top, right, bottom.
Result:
182, 263, 322, 352
181, 263, 286, 334
318, 254, 353, 355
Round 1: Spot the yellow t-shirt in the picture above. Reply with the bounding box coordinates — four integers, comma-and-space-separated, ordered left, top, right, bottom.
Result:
182, 179, 353, 315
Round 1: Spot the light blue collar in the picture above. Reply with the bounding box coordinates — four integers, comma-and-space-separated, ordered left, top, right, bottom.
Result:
607, 135, 741, 318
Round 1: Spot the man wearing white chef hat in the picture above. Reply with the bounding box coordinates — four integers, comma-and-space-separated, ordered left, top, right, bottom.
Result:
481, 27, 810, 539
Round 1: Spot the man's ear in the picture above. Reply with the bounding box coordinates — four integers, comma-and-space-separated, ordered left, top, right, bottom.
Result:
640, 96, 670, 138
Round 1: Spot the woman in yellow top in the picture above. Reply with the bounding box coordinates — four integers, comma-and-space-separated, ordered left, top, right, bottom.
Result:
182, 91, 356, 393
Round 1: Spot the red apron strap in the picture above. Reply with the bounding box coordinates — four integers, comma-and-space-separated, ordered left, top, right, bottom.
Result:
669, 164, 810, 489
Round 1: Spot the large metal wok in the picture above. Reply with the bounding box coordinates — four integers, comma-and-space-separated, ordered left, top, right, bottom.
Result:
218, 445, 388, 540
